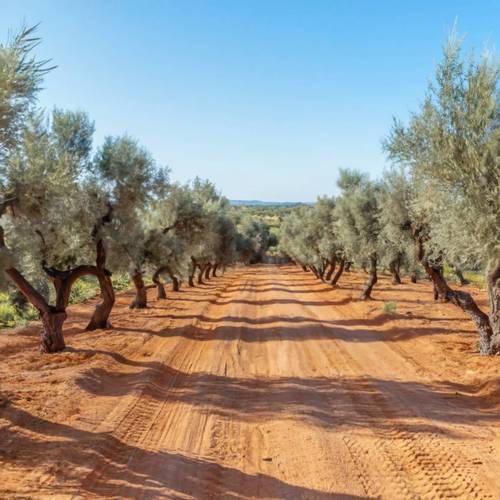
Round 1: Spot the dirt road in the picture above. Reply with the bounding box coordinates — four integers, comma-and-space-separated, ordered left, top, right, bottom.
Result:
1, 265, 500, 498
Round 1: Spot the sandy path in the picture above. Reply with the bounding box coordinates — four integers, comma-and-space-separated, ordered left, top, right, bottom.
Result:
1, 264, 500, 498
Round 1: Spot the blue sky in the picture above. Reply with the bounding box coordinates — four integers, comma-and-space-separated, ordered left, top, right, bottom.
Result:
2, 1, 498, 201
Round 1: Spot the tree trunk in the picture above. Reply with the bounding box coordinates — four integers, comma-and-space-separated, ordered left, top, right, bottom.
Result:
204, 264, 212, 280
130, 271, 147, 308
331, 258, 345, 285
486, 261, 500, 354
86, 271, 115, 330
360, 254, 377, 300
152, 267, 167, 299
197, 266, 205, 285
345, 261, 352, 272
212, 264, 218, 277
46, 264, 115, 333
310, 265, 319, 279
410, 273, 418, 283
156, 282, 167, 299
86, 218, 115, 330
454, 266, 470, 286
325, 258, 337, 281
172, 276, 180, 291
319, 260, 327, 281
413, 226, 498, 355
189, 257, 197, 287
40, 309, 67, 353
389, 255, 402, 284
301, 264, 308, 272
5, 267, 67, 353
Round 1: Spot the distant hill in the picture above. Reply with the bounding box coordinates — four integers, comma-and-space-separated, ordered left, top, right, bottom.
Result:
229, 200, 311, 207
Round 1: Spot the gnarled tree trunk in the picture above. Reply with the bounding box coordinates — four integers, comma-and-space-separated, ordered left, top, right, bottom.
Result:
204, 264, 212, 280
86, 271, 114, 330
454, 266, 470, 286
360, 254, 377, 300
325, 258, 336, 281
486, 261, 500, 354
189, 257, 197, 287
197, 265, 205, 285
319, 260, 327, 281
389, 254, 402, 284
413, 226, 499, 355
5, 268, 67, 353
86, 239, 115, 330
172, 276, 180, 291
130, 270, 147, 308
152, 267, 167, 299
45, 262, 116, 337
331, 258, 345, 286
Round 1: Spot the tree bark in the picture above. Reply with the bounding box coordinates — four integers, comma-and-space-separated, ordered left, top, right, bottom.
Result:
86, 271, 114, 330
86, 239, 114, 330
360, 254, 377, 300
325, 258, 337, 281
413, 226, 498, 355
319, 260, 327, 281
152, 267, 167, 299
189, 257, 197, 287
389, 255, 402, 284
130, 270, 147, 308
204, 264, 212, 280
454, 266, 470, 286
5, 267, 66, 353
172, 276, 180, 291
331, 258, 345, 285
197, 266, 205, 285
486, 261, 500, 354
45, 263, 115, 334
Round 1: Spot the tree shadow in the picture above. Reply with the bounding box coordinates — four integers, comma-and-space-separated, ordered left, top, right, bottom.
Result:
73, 362, 500, 436
110, 320, 465, 345
0, 406, 360, 498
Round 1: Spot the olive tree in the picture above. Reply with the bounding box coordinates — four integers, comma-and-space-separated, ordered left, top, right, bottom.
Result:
335, 168, 382, 299
384, 33, 500, 354
93, 135, 169, 309
0, 25, 53, 161
0, 110, 115, 352
146, 183, 205, 296
378, 168, 418, 284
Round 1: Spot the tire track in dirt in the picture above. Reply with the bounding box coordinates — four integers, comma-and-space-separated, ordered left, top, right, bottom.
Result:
77, 270, 246, 498
7, 264, 495, 498
283, 265, 498, 499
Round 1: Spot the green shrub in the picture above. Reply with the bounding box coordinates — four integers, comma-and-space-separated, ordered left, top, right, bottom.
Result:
112, 274, 131, 291
382, 301, 397, 314
0, 301, 19, 328
69, 277, 99, 304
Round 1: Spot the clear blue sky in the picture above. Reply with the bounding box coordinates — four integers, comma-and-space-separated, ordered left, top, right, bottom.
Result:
2, 1, 498, 201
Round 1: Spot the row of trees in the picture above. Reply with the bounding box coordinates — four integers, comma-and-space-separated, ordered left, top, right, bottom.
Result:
0, 26, 272, 353
280, 34, 499, 355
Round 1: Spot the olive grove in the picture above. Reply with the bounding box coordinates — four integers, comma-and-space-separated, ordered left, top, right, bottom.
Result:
0, 26, 261, 352
280, 34, 499, 354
